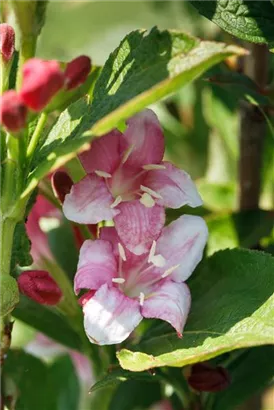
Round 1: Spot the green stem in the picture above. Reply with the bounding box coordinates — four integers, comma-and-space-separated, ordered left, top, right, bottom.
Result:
26, 113, 48, 160
1, 134, 19, 214
66, 156, 86, 183
16, 35, 37, 90
0, 218, 17, 276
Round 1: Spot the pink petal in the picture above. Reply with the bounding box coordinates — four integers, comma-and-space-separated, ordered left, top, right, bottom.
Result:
79, 129, 123, 174
156, 215, 208, 282
121, 109, 164, 168
142, 281, 191, 336
83, 284, 142, 345
63, 174, 119, 224
70, 351, 93, 386
114, 200, 165, 255
74, 240, 117, 294
143, 162, 203, 208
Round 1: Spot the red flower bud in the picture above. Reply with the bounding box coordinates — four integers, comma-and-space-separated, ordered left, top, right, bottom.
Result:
0, 90, 27, 132
64, 55, 91, 90
51, 171, 73, 203
0, 24, 15, 62
188, 363, 230, 392
20, 58, 64, 111
18, 270, 62, 305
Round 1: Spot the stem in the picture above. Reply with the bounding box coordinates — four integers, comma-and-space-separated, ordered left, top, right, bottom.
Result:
1, 134, 19, 215
66, 156, 86, 183
239, 44, 268, 210
0, 218, 17, 276
26, 113, 48, 160
16, 35, 36, 90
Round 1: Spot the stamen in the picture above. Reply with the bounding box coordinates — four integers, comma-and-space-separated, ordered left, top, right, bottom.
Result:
118, 243, 127, 261
140, 185, 162, 199
151, 254, 166, 268
95, 170, 112, 178
110, 195, 122, 208
112, 278, 125, 284
140, 193, 155, 208
143, 164, 166, 170
161, 264, 180, 278
139, 292, 145, 306
122, 144, 135, 164
148, 241, 156, 263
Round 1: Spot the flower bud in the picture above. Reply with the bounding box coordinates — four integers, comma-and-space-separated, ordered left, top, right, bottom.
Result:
18, 270, 62, 305
188, 363, 230, 392
20, 58, 64, 111
0, 24, 15, 62
51, 171, 73, 203
64, 55, 91, 90
0, 90, 27, 132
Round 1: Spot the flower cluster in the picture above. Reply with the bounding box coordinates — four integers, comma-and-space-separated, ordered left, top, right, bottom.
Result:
0, 23, 91, 132
63, 109, 208, 345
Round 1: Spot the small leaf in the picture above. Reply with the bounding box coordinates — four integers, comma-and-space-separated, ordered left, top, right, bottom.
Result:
0, 275, 19, 317
11, 222, 33, 272
117, 249, 274, 371
190, 0, 274, 48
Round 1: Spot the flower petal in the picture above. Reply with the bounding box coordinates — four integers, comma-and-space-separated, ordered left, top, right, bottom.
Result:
83, 284, 142, 345
114, 200, 165, 255
74, 240, 118, 294
156, 215, 208, 282
79, 129, 123, 174
142, 280, 191, 336
121, 109, 164, 168
63, 174, 119, 224
143, 162, 203, 208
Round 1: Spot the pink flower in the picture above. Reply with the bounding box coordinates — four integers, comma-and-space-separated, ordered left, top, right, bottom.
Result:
64, 55, 91, 90
63, 109, 202, 255
26, 194, 62, 265
20, 58, 64, 111
25, 333, 93, 386
18, 270, 62, 305
0, 90, 27, 132
149, 401, 173, 410
0, 23, 15, 62
75, 215, 208, 345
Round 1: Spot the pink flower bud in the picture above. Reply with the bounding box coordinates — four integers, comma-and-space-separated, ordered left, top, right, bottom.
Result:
20, 58, 65, 111
0, 90, 27, 132
18, 270, 62, 305
64, 55, 91, 90
51, 171, 73, 203
0, 24, 15, 62
188, 363, 230, 392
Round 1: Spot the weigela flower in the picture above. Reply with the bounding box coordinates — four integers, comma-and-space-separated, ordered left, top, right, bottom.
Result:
18, 270, 62, 305
0, 24, 15, 62
75, 215, 208, 345
63, 109, 203, 255
64, 55, 91, 90
0, 90, 28, 132
20, 58, 64, 111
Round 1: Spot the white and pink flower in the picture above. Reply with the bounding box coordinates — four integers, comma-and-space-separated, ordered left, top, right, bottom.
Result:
63, 109, 202, 255
75, 215, 208, 345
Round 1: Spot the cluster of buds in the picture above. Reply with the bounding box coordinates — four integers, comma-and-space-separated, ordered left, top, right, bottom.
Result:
0, 23, 91, 133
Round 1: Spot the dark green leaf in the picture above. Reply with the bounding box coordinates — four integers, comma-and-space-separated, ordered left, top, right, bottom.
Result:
213, 346, 274, 410
13, 295, 83, 351
47, 355, 80, 410
1, 275, 19, 317
11, 222, 33, 272
190, 0, 274, 47
3, 350, 49, 410
117, 249, 274, 371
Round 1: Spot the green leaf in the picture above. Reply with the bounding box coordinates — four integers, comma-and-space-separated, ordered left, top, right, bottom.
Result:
3, 350, 49, 410
197, 181, 237, 211
190, 0, 274, 47
109, 379, 161, 410
0, 275, 19, 317
13, 295, 83, 351
47, 355, 80, 410
117, 249, 274, 371
213, 346, 274, 410
90, 369, 162, 393
89, 27, 246, 135
22, 28, 245, 197
207, 210, 274, 255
